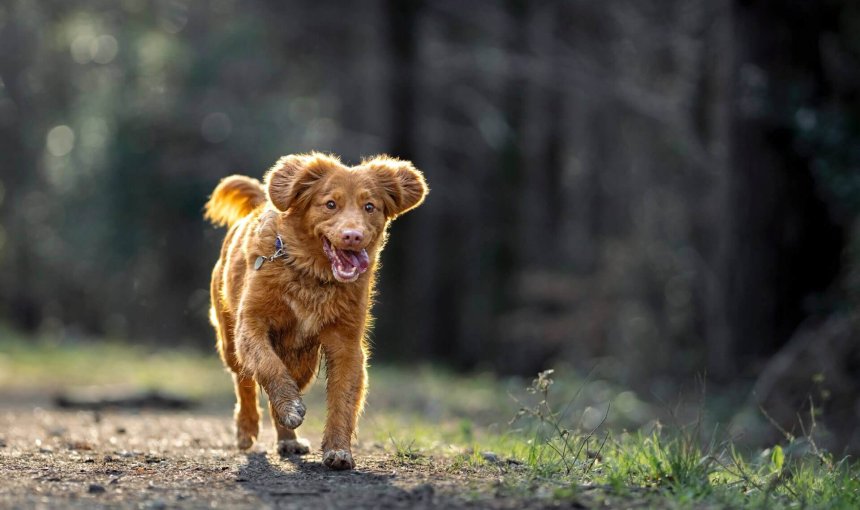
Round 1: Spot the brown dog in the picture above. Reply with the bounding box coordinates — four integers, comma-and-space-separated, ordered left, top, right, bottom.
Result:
204, 153, 427, 470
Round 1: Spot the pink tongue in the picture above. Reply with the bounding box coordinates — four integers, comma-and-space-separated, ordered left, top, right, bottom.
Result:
338, 249, 369, 273
345, 251, 360, 269
355, 249, 369, 272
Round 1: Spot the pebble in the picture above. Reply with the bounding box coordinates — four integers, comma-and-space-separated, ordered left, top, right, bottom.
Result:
481, 451, 500, 463
88, 483, 106, 494
48, 427, 66, 437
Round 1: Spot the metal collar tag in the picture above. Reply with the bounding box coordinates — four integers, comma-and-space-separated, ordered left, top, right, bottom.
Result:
255, 235, 288, 270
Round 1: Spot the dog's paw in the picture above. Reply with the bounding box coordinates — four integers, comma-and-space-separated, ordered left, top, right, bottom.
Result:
277, 438, 311, 456
237, 435, 255, 450
322, 449, 355, 470
236, 421, 258, 450
274, 397, 306, 430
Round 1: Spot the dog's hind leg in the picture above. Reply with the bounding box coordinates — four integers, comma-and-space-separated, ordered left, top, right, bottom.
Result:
269, 399, 310, 455
233, 374, 260, 450
211, 259, 261, 450
212, 302, 260, 450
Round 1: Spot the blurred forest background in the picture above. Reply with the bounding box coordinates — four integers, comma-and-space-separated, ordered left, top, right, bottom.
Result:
1, 1, 859, 448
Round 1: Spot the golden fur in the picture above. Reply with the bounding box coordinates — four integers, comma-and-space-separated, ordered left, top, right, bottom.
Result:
205, 152, 427, 470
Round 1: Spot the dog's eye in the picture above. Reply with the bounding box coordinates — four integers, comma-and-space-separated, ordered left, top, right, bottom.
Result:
325, 200, 336, 210
364, 203, 375, 213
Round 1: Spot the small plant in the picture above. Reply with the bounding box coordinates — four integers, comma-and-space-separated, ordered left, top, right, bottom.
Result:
509, 369, 609, 479
389, 433, 423, 463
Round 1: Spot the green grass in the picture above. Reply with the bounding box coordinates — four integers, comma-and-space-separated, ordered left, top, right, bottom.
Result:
1, 330, 857, 508
371, 370, 860, 508
0, 327, 232, 401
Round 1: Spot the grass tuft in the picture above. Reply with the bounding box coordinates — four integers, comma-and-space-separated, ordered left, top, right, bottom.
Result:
500, 369, 860, 508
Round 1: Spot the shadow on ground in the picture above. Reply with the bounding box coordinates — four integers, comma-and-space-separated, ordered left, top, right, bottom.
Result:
239, 451, 438, 509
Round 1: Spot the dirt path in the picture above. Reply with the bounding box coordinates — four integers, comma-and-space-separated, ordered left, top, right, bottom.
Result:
0, 406, 547, 509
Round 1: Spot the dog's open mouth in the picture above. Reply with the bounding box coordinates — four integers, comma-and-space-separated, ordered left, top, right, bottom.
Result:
322, 237, 370, 283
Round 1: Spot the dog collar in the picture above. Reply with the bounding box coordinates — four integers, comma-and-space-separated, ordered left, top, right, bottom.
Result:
254, 234, 289, 270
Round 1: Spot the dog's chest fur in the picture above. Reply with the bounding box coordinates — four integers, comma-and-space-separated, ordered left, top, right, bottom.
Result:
272, 269, 365, 344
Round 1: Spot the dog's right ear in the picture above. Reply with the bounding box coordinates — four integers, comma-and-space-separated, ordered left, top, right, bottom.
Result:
264, 153, 335, 211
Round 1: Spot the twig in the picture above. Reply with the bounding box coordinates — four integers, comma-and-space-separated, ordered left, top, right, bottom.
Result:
801, 396, 832, 470
586, 432, 610, 474
758, 404, 795, 443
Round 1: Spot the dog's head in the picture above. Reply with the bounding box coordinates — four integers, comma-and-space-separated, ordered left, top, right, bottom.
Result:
264, 153, 427, 283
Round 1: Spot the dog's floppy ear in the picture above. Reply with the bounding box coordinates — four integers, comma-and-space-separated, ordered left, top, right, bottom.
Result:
364, 155, 428, 219
264, 153, 335, 211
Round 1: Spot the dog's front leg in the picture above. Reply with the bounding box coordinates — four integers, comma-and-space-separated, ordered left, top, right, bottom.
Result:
235, 315, 306, 431
320, 330, 367, 470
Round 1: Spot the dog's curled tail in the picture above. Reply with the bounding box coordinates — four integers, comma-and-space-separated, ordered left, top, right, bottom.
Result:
204, 175, 266, 227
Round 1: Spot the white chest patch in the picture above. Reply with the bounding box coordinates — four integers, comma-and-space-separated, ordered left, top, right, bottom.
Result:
282, 292, 331, 341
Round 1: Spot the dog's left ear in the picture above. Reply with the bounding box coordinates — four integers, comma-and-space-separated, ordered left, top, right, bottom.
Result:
265, 153, 335, 211
365, 155, 428, 219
